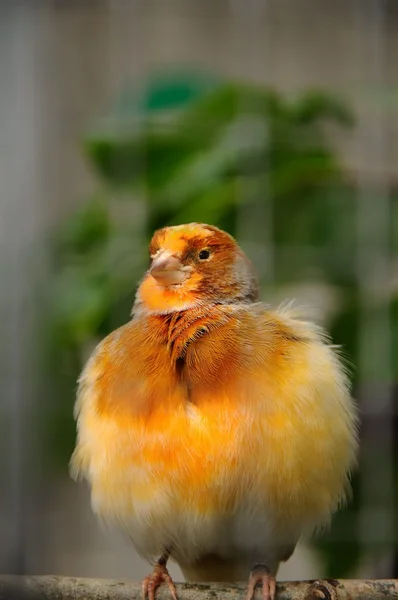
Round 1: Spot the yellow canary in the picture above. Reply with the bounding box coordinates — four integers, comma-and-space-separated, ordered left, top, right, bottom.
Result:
71, 223, 358, 600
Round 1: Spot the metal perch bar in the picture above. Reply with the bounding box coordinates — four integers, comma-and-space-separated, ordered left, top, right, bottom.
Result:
0, 577, 397, 600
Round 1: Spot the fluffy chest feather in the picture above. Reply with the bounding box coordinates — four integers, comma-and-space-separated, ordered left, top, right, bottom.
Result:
71, 305, 357, 563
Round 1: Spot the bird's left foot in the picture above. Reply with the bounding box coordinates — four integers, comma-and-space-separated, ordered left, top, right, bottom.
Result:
245, 564, 276, 600
142, 560, 178, 600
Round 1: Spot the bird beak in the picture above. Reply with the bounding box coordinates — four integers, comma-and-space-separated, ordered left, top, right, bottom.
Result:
149, 252, 186, 286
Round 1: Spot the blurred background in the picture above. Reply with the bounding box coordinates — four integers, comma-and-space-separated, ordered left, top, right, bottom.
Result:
1, 0, 397, 584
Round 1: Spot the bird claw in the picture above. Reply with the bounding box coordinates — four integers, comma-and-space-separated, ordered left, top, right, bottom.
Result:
245, 565, 276, 600
142, 562, 178, 600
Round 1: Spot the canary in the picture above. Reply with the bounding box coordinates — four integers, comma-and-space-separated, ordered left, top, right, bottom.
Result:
70, 223, 358, 600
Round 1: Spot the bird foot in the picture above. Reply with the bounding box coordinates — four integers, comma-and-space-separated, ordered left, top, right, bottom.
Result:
245, 564, 276, 600
142, 561, 178, 600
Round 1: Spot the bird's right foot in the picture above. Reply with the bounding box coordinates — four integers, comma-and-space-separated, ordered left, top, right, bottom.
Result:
142, 560, 178, 600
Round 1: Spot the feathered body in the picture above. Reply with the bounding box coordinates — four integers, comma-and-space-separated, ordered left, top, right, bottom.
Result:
71, 223, 357, 593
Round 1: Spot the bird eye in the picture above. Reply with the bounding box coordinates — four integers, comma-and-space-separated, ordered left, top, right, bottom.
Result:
198, 249, 211, 260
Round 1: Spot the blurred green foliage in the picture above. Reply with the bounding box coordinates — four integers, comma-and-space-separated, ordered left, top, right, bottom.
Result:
46, 69, 398, 577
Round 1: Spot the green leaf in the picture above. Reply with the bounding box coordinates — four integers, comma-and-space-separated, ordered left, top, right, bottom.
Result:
56, 197, 110, 257
85, 120, 211, 188
291, 90, 355, 127
171, 178, 241, 226
156, 117, 266, 206
84, 70, 222, 185
389, 298, 398, 380
112, 68, 220, 116
51, 266, 111, 345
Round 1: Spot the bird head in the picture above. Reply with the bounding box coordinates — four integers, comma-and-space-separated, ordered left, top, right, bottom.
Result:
134, 223, 259, 314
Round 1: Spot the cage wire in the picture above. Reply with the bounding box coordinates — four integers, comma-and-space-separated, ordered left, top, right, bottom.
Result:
355, 0, 394, 577
231, 0, 274, 286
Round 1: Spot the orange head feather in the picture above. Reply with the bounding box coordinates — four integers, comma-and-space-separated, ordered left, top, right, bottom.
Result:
135, 223, 259, 314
